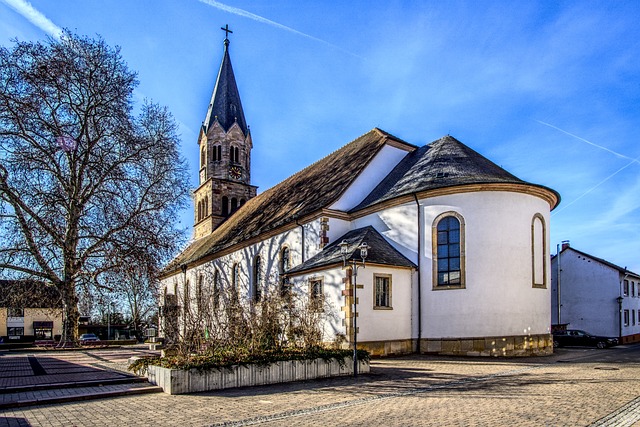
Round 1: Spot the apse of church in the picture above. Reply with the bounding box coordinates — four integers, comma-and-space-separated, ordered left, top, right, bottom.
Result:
193, 26, 257, 239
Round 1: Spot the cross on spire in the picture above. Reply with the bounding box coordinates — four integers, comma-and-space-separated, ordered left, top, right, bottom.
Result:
221, 24, 233, 40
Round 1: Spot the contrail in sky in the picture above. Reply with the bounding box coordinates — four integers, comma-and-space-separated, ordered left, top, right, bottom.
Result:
1, 0, 62, 39
552, 155, 640, 216
198, 0, 365, 60
536, 119, 640, 164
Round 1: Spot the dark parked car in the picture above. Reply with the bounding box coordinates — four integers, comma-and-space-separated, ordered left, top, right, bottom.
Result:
552, 329, 618, 349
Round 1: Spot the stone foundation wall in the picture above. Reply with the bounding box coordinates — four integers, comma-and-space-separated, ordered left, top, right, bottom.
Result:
420, 333, 553, 357
358, 339, 415, 357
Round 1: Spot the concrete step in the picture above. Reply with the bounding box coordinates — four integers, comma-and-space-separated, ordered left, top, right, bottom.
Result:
0, 381, 163, 409
0, 376, 147, 394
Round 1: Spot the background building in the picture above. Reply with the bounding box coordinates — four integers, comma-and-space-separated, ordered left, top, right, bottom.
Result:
551, 242, 640, 343
0, 280, 63, 343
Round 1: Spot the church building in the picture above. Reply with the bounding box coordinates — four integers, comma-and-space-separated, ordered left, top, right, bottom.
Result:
159, 31, 560, 357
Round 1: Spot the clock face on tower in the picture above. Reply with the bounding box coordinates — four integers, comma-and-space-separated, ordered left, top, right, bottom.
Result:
229, 165, 243, 180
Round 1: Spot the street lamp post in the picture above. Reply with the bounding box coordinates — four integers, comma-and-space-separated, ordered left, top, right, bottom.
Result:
339, 240, 368, 377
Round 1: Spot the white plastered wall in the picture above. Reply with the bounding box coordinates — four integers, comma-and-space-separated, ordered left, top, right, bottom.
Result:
418, 191, 552, 339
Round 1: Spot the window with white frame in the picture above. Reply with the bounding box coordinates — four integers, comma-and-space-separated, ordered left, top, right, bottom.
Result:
624, 309, 630, 327
624, 280, 629, 297
374, 274, 392, 308
633, 310, 636, 326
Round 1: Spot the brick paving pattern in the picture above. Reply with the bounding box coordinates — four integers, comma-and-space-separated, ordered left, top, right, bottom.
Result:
0, 344, 639, 426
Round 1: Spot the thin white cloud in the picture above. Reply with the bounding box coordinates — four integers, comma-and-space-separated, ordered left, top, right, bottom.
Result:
198, 0, 365, 60
552, 155, 640, 216
536, 120, 640, 164
1, 0, 62, 39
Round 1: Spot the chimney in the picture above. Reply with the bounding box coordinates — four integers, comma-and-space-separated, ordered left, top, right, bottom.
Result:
561, 240, 570, 251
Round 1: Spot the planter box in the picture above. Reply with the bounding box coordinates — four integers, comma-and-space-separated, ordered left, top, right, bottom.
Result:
147, 357, 370, 394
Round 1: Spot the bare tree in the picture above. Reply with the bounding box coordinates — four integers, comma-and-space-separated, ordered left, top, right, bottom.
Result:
0, 32, 189, 345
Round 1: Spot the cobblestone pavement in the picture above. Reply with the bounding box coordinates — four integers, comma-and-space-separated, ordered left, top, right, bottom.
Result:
1, 344, 639, 426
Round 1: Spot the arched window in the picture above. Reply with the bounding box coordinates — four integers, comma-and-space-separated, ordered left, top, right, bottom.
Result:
253, 256, 262, 302
231, 198, 238, 213
532, 214, 546, 288
204, 196, 208, 218
279, 247, 291, 296
230, 146, 240, 164
231, 263, 240, 303
432, 212, 465, 289
197, 201, 201, 222
196, 274, 204, 315
212, 145, 221, 161
200, 148, 206, 167
222, 196, 229, 216
212, 269, 221, 309
240, 198, 246, 207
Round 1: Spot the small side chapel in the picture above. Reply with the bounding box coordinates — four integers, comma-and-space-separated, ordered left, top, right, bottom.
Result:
159, 30, 560, 357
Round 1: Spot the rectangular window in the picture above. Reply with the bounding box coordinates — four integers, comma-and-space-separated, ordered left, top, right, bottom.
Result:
633, 310, 637, 326
8, 327, 24, 338
624, 280, 629, 297
8, 308, 24, 317
624, 309, 630, 327
374, 275, 392, 308
309, 279, 323, 311
633, 282, 636, 298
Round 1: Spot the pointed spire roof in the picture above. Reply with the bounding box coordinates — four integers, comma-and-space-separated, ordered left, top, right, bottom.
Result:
203, 36, 248, 135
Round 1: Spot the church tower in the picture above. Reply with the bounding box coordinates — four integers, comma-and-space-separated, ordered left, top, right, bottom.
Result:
193, 26, 257, 239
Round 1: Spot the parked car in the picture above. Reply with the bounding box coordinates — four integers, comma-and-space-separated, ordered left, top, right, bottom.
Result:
79, 333, 100, 344
552, 330, 618, 349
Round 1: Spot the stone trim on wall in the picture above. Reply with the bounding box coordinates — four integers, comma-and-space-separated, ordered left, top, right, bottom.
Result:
419, 333, 553, 357
357, 339, 414, 357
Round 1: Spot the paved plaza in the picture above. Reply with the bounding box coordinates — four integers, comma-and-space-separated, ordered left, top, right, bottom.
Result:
1, 344, 639, 426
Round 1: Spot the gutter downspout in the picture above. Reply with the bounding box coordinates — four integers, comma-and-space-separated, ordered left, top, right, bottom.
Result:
413, 194, 422, 352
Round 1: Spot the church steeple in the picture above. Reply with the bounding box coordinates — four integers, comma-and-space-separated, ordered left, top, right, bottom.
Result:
203, 27, 248, 136
193, 25, 257, 240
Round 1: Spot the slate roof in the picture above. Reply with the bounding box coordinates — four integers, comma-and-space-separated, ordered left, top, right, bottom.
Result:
162, 129, 414, 275
286, 226, 416, 276
203, 38, 248, 135
352, 135, 560, 212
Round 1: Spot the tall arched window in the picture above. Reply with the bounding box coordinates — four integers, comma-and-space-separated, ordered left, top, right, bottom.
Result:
200, 148, 206, 167
231, 198, 238, 213
432, 212, 465, 289
231, 263, 239, 303
196, 274, 204, 315
203, 196, 208, 218
532, 214, 546, 288
212, 145, 221, 161
253, 256, 262, 302
279, 247, 291, 296
222, 196, 229, 216
212, 269, 221, 309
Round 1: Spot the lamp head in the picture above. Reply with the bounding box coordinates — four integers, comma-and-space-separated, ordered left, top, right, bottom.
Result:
359, 242, 369, 260
339, 240, 349, 258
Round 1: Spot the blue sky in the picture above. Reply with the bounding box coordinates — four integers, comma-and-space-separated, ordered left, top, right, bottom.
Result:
1, 0, 639, 273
